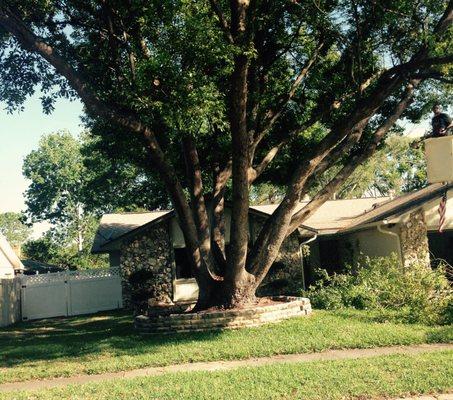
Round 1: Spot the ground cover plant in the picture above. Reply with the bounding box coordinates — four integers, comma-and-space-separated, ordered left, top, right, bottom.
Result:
306, 255, 453, 325
1, 310, 451, 384
3, 350, 452, 400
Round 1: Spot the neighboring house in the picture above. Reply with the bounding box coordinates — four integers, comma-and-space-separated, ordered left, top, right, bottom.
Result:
0, 234, 24, 279
92, 182, 453, 306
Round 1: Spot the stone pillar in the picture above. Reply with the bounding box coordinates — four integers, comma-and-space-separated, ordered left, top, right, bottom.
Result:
399, 208, 430, 268
120, 223, 175, 310
257, 231, 304, 296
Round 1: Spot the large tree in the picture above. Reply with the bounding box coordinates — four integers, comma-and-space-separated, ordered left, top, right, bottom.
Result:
23, 131, 88, 251
0, 0, 452, 309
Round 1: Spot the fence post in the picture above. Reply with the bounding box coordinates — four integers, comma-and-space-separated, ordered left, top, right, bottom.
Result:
65, 270, 70, 317
0, 278, 21, 327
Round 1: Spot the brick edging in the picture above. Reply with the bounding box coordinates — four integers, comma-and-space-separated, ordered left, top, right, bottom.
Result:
135, 296, 312, 333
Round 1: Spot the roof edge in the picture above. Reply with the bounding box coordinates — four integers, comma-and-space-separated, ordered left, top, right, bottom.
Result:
91, 210, 174, 254
341, 183, 453, 233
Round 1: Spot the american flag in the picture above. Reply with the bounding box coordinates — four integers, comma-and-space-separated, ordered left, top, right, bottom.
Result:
438, 191, 448, 233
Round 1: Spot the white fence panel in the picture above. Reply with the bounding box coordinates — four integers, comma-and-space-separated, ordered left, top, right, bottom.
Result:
68, 270, 123, 316
21, 281, 67, 321
21, 268, 122, 321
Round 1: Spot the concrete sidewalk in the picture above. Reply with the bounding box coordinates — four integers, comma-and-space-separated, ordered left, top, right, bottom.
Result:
0, 343, 452, 393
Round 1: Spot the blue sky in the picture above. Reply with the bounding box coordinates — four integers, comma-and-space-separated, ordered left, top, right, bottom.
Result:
0, 94, 83, 213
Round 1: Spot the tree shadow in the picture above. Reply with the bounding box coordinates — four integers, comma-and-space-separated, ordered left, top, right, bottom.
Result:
0, 310, 223, 368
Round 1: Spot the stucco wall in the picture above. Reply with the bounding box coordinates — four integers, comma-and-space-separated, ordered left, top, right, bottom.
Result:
171, 208, 233, 248
307, 209, 431, 274
0, 253, 15, 279
339, 225, 401, 265
0, 235, 23, 278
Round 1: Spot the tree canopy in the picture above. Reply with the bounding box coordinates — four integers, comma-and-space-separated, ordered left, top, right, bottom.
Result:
0, 0, 452, 308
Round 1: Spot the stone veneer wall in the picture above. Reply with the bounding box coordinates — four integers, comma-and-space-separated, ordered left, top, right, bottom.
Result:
399, 208, 430, 267
251, 216, 303, 296
120, 222, 174, 310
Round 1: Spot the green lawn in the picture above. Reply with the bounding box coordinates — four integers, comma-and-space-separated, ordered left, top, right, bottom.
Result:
0, 309, 451, 384
3, 351, 452, 400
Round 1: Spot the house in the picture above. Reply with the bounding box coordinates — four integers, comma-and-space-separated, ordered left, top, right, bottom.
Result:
92, 207, 314, 306
92, 182, 453, 306
0, 234, 24, 279
254, 182, 453, 284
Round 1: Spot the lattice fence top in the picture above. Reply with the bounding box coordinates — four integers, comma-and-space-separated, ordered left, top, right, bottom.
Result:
21, 267, 121, 286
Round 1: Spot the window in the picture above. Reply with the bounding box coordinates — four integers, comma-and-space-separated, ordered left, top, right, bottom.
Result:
174, 248, 194, 279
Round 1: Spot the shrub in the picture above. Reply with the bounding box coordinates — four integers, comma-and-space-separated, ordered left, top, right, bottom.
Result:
304, 254, 452, 325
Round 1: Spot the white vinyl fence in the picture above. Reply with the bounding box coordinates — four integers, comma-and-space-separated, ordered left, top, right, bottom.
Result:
0, 278, 21, 327
21, 268, 123, 321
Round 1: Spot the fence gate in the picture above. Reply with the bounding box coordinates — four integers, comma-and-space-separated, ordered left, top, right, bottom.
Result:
21, 268, 123, 321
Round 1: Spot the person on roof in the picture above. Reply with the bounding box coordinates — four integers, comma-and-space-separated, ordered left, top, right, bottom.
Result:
428, 104, 452, 138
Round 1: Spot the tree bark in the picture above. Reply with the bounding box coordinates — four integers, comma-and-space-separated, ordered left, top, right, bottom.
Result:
224, 0, 256, 306
0, 7, 205, 280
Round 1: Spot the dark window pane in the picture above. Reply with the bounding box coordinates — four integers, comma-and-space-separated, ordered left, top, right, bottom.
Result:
174, 248, 193, 279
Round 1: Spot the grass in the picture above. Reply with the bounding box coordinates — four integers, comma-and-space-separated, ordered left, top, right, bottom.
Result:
3, 351, 453, 399
0, 309, 451, 384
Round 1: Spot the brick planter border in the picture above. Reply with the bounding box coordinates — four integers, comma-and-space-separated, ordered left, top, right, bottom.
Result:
135, 296, 311, 334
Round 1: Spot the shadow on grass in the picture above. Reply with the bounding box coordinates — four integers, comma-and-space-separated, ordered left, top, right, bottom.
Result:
0, 310, 223, 368
1, 308, 450, 370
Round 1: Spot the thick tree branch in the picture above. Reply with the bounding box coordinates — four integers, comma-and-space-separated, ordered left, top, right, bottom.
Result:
248, 139, 288, 183
183, 137, 223, 281
0, 6, 204, 272
209, 0, 234, 44
410, 70, 453, 84
226, 0, 256, 300
250, 41, 324, 157
384, 55, 453, 78
287, 79, 420, 234
210, 161, 232, 275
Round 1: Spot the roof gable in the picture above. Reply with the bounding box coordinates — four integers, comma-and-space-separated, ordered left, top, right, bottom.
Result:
92, 211, 173, 253
0, 233, 23, 274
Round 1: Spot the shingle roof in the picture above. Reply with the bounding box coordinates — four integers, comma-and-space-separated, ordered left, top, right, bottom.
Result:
342, 182, 453, 232
91, 211, 172, 253
250, 197, 390, 234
